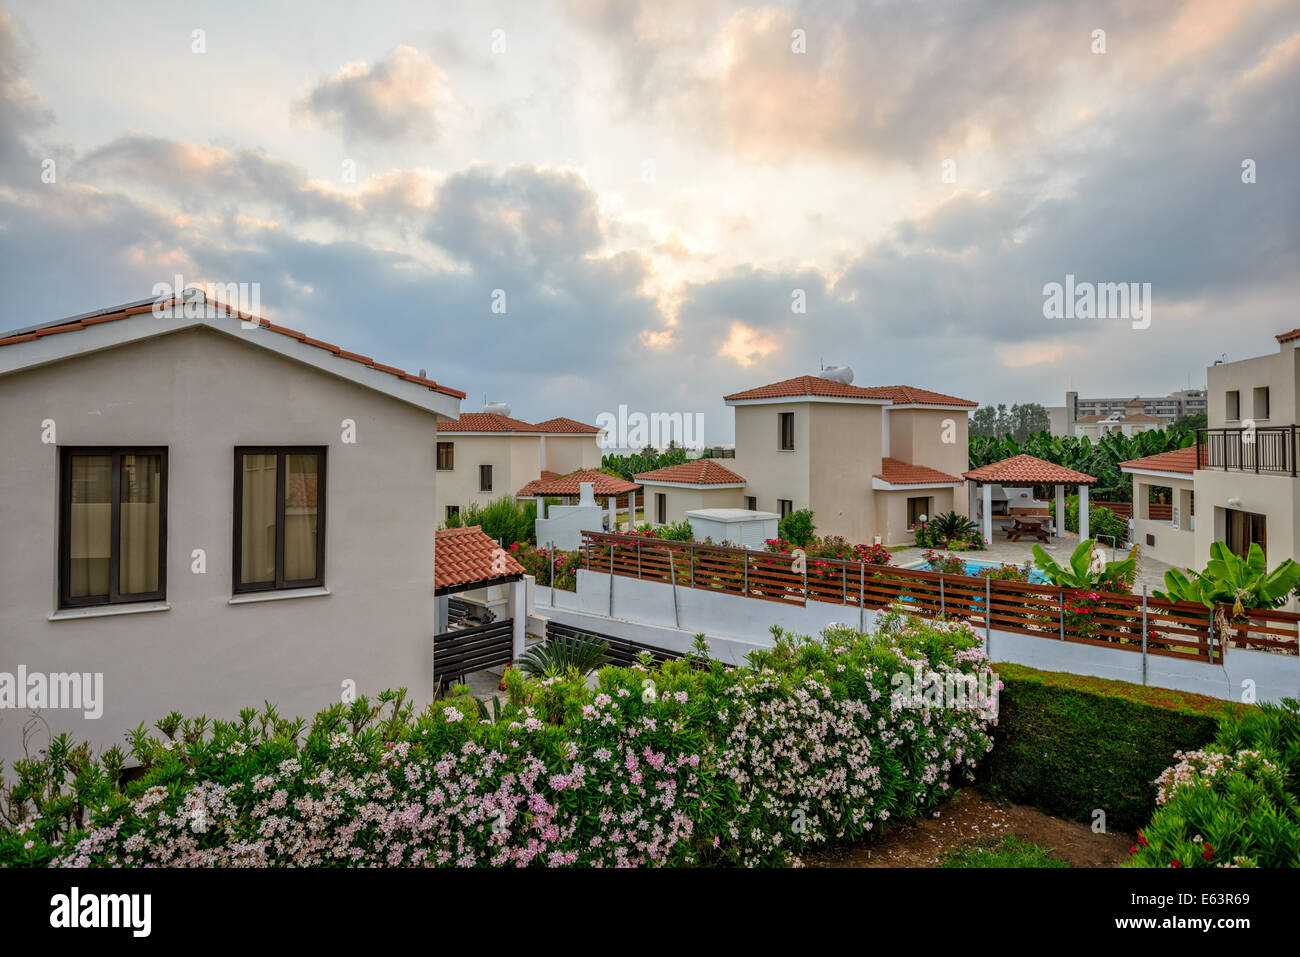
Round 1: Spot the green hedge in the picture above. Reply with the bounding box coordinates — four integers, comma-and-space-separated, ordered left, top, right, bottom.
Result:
978, 663, 1248, 831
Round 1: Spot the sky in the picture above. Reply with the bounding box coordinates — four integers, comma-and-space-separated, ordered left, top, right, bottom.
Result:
1, 0, 1297, 445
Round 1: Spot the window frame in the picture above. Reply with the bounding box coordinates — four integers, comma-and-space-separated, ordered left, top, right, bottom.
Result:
656, 492, 667, 525
778, 498, 793, 518
436, 441, 455, 471
907, 496, 931, 529
745, 496, 757, 511
778, 412, 795, 451
1225, 390, 1240, 421
446, 505, 460, 521
232, 446, 327, 595
479, 463, 494, 492
59, 446, 168, 609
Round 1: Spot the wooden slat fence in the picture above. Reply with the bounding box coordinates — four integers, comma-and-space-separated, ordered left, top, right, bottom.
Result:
580, 531, 1300, 662
433, 618, 514, 688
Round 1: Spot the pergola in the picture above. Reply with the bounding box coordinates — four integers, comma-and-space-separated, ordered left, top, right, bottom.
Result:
962, 454, 1097, 544
518, 468, 642, 530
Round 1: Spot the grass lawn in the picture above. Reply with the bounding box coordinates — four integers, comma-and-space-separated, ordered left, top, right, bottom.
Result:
940, 835, 1069, 868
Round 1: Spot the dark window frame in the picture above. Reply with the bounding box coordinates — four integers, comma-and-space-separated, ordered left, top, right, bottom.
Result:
745, 496, 757, 511
479, 463, 493, 492
778, 412, 795, 451
656, 493, 667, 525
59, 446, 168, 609
778, 498, 793, 518
907, 496, 931, 529
232, 446, 327, 594
446, 505, 460, 521
436, 441, 455, 471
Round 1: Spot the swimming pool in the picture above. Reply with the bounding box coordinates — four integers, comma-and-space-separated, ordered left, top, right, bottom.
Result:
902, 557, 1048, 585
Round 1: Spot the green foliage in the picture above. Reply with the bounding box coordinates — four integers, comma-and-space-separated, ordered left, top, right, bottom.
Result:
1031, 539, 1136, 590
602, 447, 688, 481
915, 511, 983, 550
969, 403, 1052, 441
1049, 494, 1129, 543
1127, 699, 1300, 868
516, 633, 610, 679
941, 834, 1069, 868
1170, 413, 1207, 432
443, 496, 538, 547
968, 428, 1197, 502
1154, 542, 1300, 615
978, 663, 1243, 830
778, 508, 816, 547
508, 543, 582, 590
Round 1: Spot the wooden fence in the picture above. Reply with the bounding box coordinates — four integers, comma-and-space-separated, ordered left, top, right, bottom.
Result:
433, 618, 515, 688
1093, 501, 1181, 521
579, 531, 1300, 662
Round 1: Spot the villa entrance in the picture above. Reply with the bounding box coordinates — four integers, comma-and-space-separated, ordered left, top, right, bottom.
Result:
1224, 508, 1267, 559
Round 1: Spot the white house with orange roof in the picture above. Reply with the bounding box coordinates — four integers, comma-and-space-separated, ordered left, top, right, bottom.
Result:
0, 289, 463, 769
633, 459, 748, 527
435, 406, 604, 522
660, 370, 980, 545
1118, 445, 1199, 568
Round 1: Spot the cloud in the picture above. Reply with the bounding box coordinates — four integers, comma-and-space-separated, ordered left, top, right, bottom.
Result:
295, 45, 450, 143
0, 11, 53, 178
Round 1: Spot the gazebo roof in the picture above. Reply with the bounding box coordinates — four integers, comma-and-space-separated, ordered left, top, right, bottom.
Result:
963, 453, 1096, 485
519, 469, 640, 497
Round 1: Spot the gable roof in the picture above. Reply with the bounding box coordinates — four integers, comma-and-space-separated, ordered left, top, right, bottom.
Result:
518, 469, 640, 497
1119, 446, 1202, 475
533, 416, 604, 434
724, 375, 975, 407
435, 525, 526, 592
0, 291, 466, 411
1276, 328, 1300, 343
964, 454, 1096, 485
634, 459, 746, 486
873, 458, 965, 486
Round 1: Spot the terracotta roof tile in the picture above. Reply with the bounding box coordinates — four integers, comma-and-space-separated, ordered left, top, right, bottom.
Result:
873, 458, 965, 485
532, 416, 604, 434
518, 469, 640, 497
963, 454, 1096, 484
437, 412, 540, 433
1119, 446, 1202, 474
635, 459, 746, 485
435, 525, 527, 590
0, 294, 466, 399
1277, 328, 1300, 343
724, 375, 976, 407
862, 385, 978, 408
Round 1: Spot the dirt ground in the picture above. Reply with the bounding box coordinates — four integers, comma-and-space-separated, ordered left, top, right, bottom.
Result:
803, 787, 1135, 868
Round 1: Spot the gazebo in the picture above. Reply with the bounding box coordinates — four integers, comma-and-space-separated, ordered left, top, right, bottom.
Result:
962, 454, 1097, 544
518, 468, 642, 529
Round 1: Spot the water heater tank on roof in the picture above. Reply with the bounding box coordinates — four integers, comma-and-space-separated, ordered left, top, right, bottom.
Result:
484, 401, 512, 416
818, 365, 854, 384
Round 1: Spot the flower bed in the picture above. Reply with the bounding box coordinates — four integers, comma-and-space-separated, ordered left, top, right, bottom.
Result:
2, 614, 998, 868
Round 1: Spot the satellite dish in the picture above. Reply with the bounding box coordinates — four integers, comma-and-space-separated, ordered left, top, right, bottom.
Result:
819, 365, 854, 384
484, 401, 512, 416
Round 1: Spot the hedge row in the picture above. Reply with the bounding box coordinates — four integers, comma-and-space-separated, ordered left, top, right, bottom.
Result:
978, 662, 1249, 831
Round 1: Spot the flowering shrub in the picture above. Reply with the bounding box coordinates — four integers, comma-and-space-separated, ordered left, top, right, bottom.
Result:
2, 615, 997, 868
1062, 589, 1104, 640
509, 543, 583, 591
1126, 698, 1300, 869
921, 550, 966, 576
764, 536, 893, 566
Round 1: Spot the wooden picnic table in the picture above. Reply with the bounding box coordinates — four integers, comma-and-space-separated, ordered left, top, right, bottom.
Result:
1006, 518, 1050, 543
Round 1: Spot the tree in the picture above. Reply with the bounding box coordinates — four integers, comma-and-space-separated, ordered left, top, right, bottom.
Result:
970, 406, 998, 438
1171, 413, 1207, 432
1009, 403, 1052, 441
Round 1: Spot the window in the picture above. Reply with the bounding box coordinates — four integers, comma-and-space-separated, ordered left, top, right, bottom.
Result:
233, 447, 325, 593
446, 505, 460, 521
436, 442, 454, 470
479, 464, 493, 492
907, 496, 931, 529
59, 448, 167, 608
1253, 386, 1270, 420
1225, 390, 1240, 421
745, 496, 757, 511
778, 499, 793, 518
778, 412, 795, 451
656, 493, 667, 525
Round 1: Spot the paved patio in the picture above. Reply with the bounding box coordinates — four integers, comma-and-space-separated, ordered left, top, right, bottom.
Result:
888, 530, 1178, 595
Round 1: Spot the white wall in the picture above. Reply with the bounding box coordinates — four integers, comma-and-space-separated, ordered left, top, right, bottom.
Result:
547, 570, 1300, 704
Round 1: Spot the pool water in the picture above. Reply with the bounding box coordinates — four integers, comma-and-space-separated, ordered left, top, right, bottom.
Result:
903, 558, 1048, 585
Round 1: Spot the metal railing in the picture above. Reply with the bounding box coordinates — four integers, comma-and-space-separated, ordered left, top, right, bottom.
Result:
1198, 426, 1299, 476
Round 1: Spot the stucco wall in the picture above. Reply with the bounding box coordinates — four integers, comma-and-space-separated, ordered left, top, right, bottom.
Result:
886, 408, 968, 478
1206, 346, 1296, 428
436, 434, 518, 517
545, 435, 601, 473
1131, 473, 1196, 568
0, 326, 442, 768
1193, 468, 1299, 571
642, 484, 744, 526
730, 402, 811, 515
877, 487, 958, 545
809, 402, 882, 542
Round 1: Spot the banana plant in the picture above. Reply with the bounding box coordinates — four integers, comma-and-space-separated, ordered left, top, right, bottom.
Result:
1031, 539, 1137, 589
1155, 542, 1300, 615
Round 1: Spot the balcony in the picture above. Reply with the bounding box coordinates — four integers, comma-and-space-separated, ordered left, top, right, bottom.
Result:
1198, 426, 1300, 476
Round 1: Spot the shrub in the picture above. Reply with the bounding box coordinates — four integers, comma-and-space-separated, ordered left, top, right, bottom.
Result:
2, 616, 997, 868
1052, 495, 1128, 545
778, 508, 816, 548
915, 512, 985, 551
446, 497, 538, 546
921, 550, 966, 576
1127, 698, 1300, 868
978, 663, 1244, 831
509, 543, 582, 590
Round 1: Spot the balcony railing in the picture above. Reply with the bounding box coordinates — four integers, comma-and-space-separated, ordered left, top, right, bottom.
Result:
1198, 426, 1300, 476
